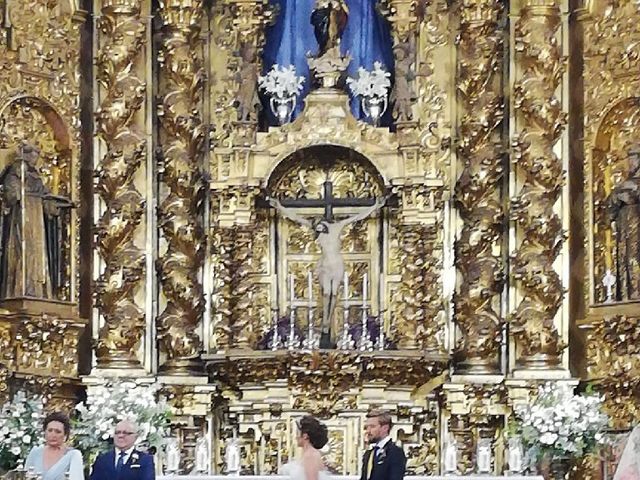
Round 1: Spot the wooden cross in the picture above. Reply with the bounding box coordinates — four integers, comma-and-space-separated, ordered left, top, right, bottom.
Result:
263, 180, 379, 221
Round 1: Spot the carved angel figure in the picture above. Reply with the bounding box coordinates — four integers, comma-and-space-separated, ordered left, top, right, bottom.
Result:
391, 40, 416, 122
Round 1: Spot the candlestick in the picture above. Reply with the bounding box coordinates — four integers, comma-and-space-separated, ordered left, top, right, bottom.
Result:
377, 314, 385, 351
287, 274, 299, 350
359, 273, 372, 351
195, 436, 210, 473
507, 436, 523, 474
476, 438, 492, 474
338, 271, 353, 350
165, 438, 181, 474
443, 436, 457, 475
303, 271, 318, 349
225, 435, 241, 475
269, 308, 281, 351
287, 307, 298, 350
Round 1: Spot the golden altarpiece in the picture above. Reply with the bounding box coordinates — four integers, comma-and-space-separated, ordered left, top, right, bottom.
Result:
0, 0, 638, 477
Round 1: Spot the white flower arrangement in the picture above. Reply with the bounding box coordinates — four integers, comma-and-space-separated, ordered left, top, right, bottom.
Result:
346, 62, 391, 99
0, 392, 46, 471
509, 382, 608, 465
73, 379, 171, 463
258, 64, 305, 99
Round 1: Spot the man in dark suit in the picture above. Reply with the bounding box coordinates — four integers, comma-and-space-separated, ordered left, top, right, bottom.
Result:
360, 410, 406, 480
91, 419, 155, 480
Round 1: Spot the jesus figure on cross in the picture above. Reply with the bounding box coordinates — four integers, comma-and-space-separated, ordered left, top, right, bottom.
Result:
268, 194, 387, 348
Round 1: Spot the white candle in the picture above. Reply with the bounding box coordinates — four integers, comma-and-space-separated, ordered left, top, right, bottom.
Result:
444, 440, 457, 473
288, 275, 297, 350
343, 271, 349, 300
476, 439, 492, 473
306, 271, 315, 348
363, 273, 368, 305
507, 437, 523, 473
195, 437, 209, 473
166, 438, 181, 473
270, 309, 280, 351
360, 272, 370, 351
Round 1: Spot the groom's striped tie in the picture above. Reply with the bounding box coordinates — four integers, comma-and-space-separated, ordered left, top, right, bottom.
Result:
116, 451, 126, 472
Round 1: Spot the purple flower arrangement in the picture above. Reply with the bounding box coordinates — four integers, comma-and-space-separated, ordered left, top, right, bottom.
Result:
257, 315, 304, 350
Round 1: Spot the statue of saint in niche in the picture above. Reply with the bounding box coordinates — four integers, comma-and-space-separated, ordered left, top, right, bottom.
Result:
608, 145, 640, 301
236, 42, 261, 122
0, 142, 72, 299
311, 0, 349, 57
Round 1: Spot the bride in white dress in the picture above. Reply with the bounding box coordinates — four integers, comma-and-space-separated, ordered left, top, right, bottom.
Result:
282, 416, 331, 480
614, 425, 640, 480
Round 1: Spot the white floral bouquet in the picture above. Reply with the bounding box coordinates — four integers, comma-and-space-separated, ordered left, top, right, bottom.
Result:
0, 392, 46, 471
258, 64, 305, 99
346, 62, 391, 99
509, 382, 609, 465
73, 379, 171, 463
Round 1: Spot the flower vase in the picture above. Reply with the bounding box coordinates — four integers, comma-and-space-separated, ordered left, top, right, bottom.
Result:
548, 457, 572, 480
269, 94, 296, 125
361, 95, 387, 126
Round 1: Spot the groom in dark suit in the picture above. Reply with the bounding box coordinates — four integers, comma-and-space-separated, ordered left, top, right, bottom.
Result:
91, 419, 155, 480
360, 410, 406, 480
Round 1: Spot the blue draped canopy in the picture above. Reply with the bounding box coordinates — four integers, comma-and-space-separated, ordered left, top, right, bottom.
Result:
262, 0, 394, 124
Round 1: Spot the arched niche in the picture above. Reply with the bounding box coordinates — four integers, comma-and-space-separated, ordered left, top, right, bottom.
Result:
267, 145, 386, 200
0, 95, 73, 197
0, 95, 75, 301
265, 145, 387, 332
590, 96, 640, 303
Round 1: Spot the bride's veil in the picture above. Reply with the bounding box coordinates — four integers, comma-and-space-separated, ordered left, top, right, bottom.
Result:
613, 426, 640, 480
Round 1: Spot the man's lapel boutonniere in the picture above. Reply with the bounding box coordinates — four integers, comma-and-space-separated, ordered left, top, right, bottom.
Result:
376, 447, 387, 464
130, 452, 141, 469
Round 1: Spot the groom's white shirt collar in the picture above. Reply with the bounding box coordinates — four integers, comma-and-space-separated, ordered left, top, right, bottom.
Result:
375, 435, 392, 451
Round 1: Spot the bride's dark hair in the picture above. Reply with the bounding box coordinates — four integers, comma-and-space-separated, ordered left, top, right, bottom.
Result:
297, 415, 328, 449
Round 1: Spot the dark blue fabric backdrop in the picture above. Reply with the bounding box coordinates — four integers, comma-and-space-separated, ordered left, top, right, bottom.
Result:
262, 0, 394, 124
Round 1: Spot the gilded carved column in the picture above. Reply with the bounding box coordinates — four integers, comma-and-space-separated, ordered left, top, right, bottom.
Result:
392, 220, 440, 350
210, 188, 264, 350
510, 0, 567, 369
156, 0, 206, 374
453, 0, 505, 374
229, 225, 254, 348
94, 0, 151, 368
211, 224, 234, 350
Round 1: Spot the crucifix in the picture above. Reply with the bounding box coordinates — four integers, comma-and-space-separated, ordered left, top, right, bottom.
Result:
264, 180, 389, 349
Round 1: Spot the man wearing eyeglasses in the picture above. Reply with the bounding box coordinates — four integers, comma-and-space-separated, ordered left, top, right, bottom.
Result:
90, 419, 155, 480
